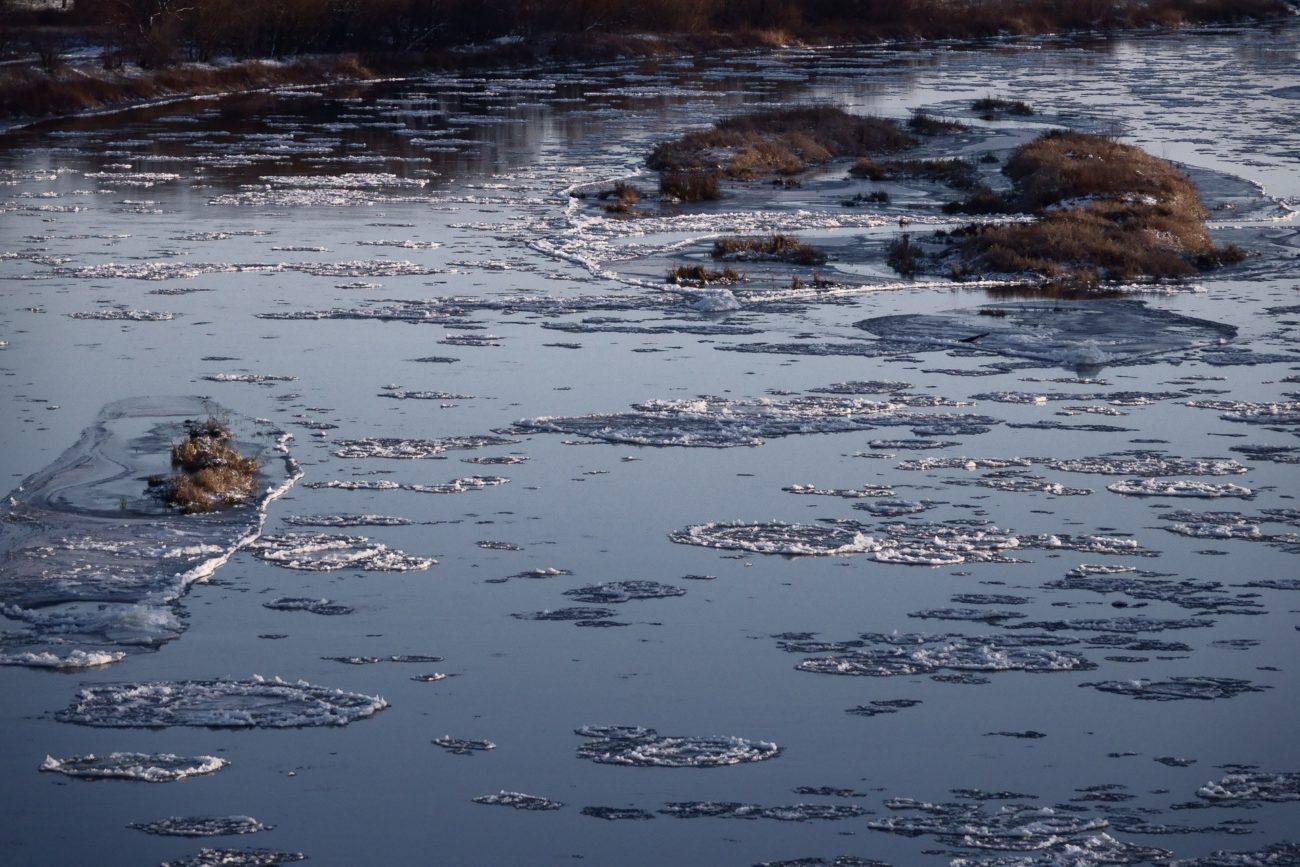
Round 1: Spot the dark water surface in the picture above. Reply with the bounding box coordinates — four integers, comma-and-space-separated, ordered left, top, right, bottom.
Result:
1, 22, 1298, 867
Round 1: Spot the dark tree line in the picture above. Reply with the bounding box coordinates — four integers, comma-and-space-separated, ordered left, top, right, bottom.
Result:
37, 0, 1294, 68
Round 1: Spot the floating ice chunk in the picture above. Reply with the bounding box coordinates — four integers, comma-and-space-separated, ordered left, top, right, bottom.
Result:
1009, 616, 1214, 633
897, 457, 1034, 471
473, 791, 563, 810
203, 374, 297, 384
784, 484, 895, 499
948, 833, 1172, 866
40, 752, 229, 782
0, 648, 126, 669
1106, 479, 1254, 498
303, 480, 403, 491
514, 395, 900, 448
68, 310, 175, 321
575, 725, 780, 768
1197, 772, 1300, 803
1169, 842, 1300, 866
378, 390, 473, 401
1048, 455, 1248, 476
263, 597, 353, 615
333, 435, 516, 459
857, 301, 1235, 370
160, 848, 305, 867
659, 802, 867, 821
669, 522, 880, 556
687, 288, 742, 312
249, 534, 434, 571
581, 807, 656, 821
795, 634, 1092, 678
406, 476, 509, 494
433, 736, 496, 754
512, 607, 615, 622
56, 677, 388, 727
129, 816, 270, 837
1082, 677, 1269, 701
564, 581, 686, 603
282, 514, 412, 527
909, 608, 1026, 624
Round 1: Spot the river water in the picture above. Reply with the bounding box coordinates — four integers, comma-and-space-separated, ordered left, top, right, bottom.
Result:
1, 21, 1298, 867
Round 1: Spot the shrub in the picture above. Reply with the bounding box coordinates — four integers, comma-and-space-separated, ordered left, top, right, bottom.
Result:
887, 234, 922, 276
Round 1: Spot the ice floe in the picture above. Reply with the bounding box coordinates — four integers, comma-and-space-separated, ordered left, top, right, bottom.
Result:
1082, 677, 1270, 701
563, 581, 686, 603
473, 791, 563, 810
56, 677, 388, 727
1198, 772, 1300, 803
160, 848, 305, 866
659, 802, 867, 821
856, 301, 1236, 370
792, 632, 1093, 677
129, 816, 270, 837
574, 725, 780, 767
40, 752, 229, 782
263, 597, 353, 616
249, 534, 434, 571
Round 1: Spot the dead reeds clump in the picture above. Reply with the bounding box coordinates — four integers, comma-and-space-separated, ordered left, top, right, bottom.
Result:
711, 234, 827, 266
972, 96, 1034, 118
158, 417, 259, 514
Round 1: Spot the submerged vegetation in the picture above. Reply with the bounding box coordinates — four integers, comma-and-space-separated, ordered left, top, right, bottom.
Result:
649, 107, 914, 200
712, 235, 826, 266
152, 418, 259, 514
950, 131, 1244, 286
666, 265, 741, 286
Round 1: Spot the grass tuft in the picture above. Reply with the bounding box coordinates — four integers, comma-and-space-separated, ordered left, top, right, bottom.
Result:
666, 265, 741, 286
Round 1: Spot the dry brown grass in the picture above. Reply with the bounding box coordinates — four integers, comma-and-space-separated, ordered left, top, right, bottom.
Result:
162, 418, 259, 514
955, 131, 1237, 285
660, 169, 722, 202
649, 107, 914, 183
712, 234, 826, 266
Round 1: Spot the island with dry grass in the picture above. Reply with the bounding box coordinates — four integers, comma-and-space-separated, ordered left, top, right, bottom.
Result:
150, 417, 260, 514
943, 130, 1245, 287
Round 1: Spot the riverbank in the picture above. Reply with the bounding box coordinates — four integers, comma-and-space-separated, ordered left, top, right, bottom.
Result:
2, 0, 1294, 126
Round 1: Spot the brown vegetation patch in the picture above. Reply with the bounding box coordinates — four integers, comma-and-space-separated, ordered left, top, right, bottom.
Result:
649, 107, 915, 189
907, 110, 969, 135
599, 181, 643, 213
159, 418, 259, 514
660, 169, 722, 202
666, 265, 741, 286
711, 234, 826, 266
953, 131, 1240, 286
